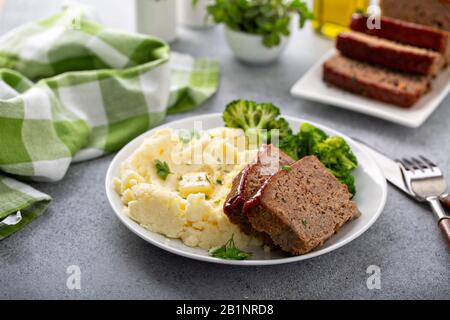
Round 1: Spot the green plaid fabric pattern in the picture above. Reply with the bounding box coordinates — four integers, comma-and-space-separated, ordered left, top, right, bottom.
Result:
0, 176, 51, 240
168, 54, 220, 114
0, 7, 220, 238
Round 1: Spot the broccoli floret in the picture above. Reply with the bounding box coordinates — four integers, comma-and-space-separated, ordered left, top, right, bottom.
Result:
313, 136, 358, 173
334, 173, 356, 195
297, 122, 328, 157
278, 134, 301, 160
223, 100, 279, 130
279, 123, 358, 195
264, 116, 292, 145
313, 136, 358, 194
223, 100, 292, 145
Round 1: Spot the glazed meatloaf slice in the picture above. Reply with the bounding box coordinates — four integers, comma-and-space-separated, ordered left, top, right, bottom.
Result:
350, 14, 450, 57
380, 0, 450, 32
243, 156, 359, 255
323, 54, 430, 108
336, 31, 445, 76
224, 144, 294, 237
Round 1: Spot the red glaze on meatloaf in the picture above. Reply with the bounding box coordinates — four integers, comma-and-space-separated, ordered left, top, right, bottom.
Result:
224, 144, 294, 238
350, 13, 449, 54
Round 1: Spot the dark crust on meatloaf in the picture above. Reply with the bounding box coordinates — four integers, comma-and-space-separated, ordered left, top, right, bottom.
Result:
350, 13, 448, 53
322, 57, 429, 108
336, 32, 441, 75
224, 144, 294, 239
243, 156, 359, 256
380, 0, 450, 32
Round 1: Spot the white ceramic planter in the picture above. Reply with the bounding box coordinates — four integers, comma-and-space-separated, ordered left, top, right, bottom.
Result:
178, 0, 214, 28
224, 26, 290, 65
136, 0, 177, 43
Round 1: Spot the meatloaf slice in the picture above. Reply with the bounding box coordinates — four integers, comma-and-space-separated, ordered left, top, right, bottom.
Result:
336, 31, 445, 76
380, 0, 450, 32
323, 54, 430, 108
349, 14, 450, 56
224, 144, 294, 237
243, 156, 359, 255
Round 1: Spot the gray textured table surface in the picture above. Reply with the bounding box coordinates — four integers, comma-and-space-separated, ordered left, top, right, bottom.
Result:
0, 0, 449, 300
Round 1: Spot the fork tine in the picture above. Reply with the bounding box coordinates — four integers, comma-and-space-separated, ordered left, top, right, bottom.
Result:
411, 157, 428, 170
398, 158, 413, 171
419, 155, 437, 168
404, 158, 418, 170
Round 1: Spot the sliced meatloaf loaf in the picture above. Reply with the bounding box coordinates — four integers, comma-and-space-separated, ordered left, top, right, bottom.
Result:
336, 31, 445, 76
243, 156, 359, 256
323, 54, 430, 108
349, 14, 450, 58
224, 144, 294, 237
380, 0, 450, 32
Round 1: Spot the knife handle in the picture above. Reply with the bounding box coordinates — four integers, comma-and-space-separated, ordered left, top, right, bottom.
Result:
440, 194, 450, 212
438, 218, 450, 247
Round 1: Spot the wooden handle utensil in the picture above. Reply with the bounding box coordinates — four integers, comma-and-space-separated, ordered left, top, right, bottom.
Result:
438, 218, 450, 247
440, 194, 450, 212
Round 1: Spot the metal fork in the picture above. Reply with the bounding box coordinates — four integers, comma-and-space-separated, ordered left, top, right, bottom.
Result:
398, 156, 450, 246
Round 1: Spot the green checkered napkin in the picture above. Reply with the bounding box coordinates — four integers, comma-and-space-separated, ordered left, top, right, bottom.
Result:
0, 7, 220, 238
0, 176, 51, 240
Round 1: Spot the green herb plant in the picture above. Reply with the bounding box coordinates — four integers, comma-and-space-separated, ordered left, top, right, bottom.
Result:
209, 234, 252, 260
207, 0, 313, 48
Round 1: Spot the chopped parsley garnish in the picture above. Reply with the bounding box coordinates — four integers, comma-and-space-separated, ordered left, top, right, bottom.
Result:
209, 234, 252, 260
302, 219, 308, 227
216, 178, 223, 185
154, 160, 171, 180
281, 165, 292, 171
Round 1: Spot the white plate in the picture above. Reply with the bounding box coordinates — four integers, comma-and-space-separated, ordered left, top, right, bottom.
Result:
290, 49, 450, 128
105, 114, 387, 265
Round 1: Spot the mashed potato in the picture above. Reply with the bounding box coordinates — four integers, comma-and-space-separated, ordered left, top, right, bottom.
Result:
114, 127, 262, 249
